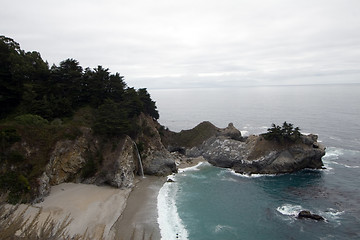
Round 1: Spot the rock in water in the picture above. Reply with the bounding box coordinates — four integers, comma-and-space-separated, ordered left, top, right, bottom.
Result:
185, 132, 325, 174
298, 210, 324, 221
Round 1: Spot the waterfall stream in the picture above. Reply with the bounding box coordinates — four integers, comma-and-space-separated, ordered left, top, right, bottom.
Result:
132, 141, 145, 178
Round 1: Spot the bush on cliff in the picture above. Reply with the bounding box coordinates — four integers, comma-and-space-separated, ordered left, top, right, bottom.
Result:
263, 122, 301, 143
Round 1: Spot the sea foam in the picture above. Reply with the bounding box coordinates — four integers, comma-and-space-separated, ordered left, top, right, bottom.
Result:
277, 204, 303, 217
157, 179, 189, 240
178, 161, 208, 173
228, 169, 277, 178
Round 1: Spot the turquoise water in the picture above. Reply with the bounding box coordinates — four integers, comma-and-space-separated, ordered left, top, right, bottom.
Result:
154, 84, 360, 240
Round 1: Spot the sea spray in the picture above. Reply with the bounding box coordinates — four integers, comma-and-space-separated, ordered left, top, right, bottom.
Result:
156, 162, 207, 240
157, 178, 189, 240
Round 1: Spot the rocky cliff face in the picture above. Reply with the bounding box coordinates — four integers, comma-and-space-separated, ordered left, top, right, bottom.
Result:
46, 128, 90, 185
136, 113, 177, 176
22, 118, 325, 203
34, 128, 137, 202
34, 120, 178, 202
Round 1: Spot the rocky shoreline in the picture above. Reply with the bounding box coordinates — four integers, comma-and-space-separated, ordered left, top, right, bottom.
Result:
34, 120, 325, 203
165, 122, 326, 176
10, 119, 327, 239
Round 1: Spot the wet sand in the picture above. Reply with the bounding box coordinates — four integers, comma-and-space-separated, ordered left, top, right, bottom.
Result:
111, 157, 207, 240
111, 176, 166, 240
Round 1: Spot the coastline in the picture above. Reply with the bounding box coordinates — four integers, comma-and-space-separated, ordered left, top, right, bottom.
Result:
15, 158, 207, 240
111, 176, 166, 240
111, 157, 206, 240
176, 155, 207, 169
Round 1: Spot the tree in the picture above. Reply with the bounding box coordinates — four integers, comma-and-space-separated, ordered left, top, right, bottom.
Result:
0, 36, 23, 117
137, 88, 159, 119
49, 59, 83, 108
122, 87, 143, 118
93, 99, 132, 137
263, 122, 301, 142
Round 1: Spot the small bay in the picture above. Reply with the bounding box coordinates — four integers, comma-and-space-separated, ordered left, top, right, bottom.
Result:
153, 84, 360, 240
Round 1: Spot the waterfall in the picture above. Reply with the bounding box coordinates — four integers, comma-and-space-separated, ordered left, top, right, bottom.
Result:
132, 141, 145, 178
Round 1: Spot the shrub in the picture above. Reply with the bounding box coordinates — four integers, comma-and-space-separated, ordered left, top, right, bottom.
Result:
14, 114, 49, 126
7, 151, 25, 163
0, 172, 31, 203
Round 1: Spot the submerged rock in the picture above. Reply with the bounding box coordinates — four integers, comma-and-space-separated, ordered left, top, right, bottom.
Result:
298, 210, 324, 221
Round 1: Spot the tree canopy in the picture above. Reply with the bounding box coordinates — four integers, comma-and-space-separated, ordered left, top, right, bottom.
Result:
262, 122, 301, 143
0, 36, 159, 136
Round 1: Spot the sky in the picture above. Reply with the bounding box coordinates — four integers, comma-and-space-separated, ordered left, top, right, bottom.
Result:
1, 0, 360, 89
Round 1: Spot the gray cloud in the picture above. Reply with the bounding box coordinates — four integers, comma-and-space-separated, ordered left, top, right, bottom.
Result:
1, 0, 360, 89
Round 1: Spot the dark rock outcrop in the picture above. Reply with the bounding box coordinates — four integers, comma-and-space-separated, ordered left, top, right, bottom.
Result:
298, 210, 324, 221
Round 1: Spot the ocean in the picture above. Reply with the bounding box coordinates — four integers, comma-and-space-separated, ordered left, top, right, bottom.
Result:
151, 84, 360, 240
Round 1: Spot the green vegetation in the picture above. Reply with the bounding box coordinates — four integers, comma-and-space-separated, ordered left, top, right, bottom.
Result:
14, 114, 49, 126
0, 35, 159, 129
262, 122, 301, 143
0, 35, 161, 203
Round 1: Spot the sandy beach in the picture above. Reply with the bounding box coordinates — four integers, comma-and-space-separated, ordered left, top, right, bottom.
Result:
17, 178, 165, 240
111, 176, 166, 240
15, 158, 205, 240
19, 183, 131, 239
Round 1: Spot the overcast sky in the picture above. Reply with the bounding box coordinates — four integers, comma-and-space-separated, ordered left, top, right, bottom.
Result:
1, 0, 360, 89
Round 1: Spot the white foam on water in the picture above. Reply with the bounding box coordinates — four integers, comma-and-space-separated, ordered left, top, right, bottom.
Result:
240, 130, 249, 136
323, 147, 343, 160
157, 181, 189, 240
322, 147, 344, 172
214, 224, 234, 233
276, 204, 303, 217
322, 208, 344, 221
323, 147, 360, 170
342, 164, 360, 169
229, 169, 277, 178
178, 161, 209, 173
332, 161, 360, 169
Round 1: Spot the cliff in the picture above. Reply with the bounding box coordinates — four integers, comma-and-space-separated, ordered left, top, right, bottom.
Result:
0, 117, 325, 203
36, 113, 177, 202
0, 112, 177, 203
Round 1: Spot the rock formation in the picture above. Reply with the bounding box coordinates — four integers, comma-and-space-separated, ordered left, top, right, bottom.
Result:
34, 119, 178, 202
298, 210, 324, 221
17, 118, 325, 203
135, 113, 177, 176
165, 122, 325, 175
